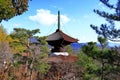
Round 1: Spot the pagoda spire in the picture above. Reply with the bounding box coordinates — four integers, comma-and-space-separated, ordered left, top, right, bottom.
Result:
58, 11, 60, 30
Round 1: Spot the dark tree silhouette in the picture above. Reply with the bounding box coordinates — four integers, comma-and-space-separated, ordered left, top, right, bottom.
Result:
91, 0, 120, 42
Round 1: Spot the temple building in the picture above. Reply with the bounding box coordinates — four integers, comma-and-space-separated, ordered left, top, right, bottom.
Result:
47, 11, 78, 56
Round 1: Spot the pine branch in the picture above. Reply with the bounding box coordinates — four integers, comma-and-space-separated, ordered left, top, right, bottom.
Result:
100, 0, 114, 9
94, 10, 120, 21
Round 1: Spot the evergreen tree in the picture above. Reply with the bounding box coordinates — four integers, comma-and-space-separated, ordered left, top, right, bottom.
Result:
0, 0, 31, 22
10, 28, 40, 80
90, 1, 120, 79
91, 0, 120, 42
9, 28, 39, 54
78, 41, 120, 80
75, 50, 100, 80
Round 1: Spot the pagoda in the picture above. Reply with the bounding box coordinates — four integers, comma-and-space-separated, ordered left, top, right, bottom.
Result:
47, 11, 78, 56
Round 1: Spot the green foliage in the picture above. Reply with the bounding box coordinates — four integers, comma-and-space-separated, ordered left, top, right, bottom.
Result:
76, 51, 120, 80
98, 36, 108, 49
76, 41, 120, 80
35, 36, 50, 54
0, 25, 13, 43
65, 45, 74, 54
91, 0, 120, 41
75, 51, 100, 80
82, 42, 100, 59
10, 42, 26, 53
34, 53, 50, 74
40, 45, 50, 54
10, 28, 40, 42
98, 37, 107, 44
84, 73, 100, 80
12, 53, 24, 67
90, 1, 120, 78
13, 53, 22, 60
37, 36, 47, 45
10, 28, 40, 53
0, 25, 7, 42
35, 62, 50, 74
0, 0, 30, 22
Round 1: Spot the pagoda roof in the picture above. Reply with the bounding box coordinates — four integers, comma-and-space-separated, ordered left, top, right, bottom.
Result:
47, 29, 78, 43
46, 11, 78, 47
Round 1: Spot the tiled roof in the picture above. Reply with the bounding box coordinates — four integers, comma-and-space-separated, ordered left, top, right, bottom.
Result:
47, 29, 78, 43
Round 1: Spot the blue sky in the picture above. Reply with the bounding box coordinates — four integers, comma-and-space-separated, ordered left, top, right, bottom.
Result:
1, 0, 118, 43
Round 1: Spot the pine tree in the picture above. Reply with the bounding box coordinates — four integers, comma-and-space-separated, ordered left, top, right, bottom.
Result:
90, 1, 120, 79
91, 0, 120, 42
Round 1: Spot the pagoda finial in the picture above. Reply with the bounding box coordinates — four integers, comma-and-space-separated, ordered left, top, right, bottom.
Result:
58, 10, 60, 30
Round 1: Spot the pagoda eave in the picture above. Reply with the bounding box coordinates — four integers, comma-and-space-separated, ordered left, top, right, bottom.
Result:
47, 39, 74, 47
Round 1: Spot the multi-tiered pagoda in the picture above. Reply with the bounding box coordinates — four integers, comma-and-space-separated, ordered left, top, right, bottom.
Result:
47, 11, 78, 56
